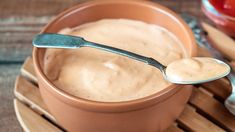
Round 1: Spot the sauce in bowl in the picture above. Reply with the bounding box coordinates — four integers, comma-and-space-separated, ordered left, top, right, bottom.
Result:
44, 19, 186, 102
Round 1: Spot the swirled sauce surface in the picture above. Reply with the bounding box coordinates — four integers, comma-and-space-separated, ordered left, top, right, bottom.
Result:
44, 19, 185, 102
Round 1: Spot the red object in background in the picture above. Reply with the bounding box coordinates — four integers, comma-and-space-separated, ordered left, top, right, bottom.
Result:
224, 0, 235, 17
202, 0, 235, 37
209, 0, 224, 10
209, 0, 235, 17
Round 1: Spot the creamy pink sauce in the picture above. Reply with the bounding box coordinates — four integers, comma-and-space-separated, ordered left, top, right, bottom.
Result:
165, 57, 230, 83
43, 19, 186, 102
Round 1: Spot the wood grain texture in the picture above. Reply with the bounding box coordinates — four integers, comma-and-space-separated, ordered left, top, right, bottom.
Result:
0, 0, 84, 18
0, 0, 207, 62
0, 17, 49, 62
21, 57, 37, 82
190, 88, 235, 131
201, 79, 231, 101
14, 99, 62, 132
177, 105, 224, 132
202, 22, 235, 61
18, 55, 233, 132
14, 76, 54, 121
1, 0, 233, 131
0, 0, 184, 18
165, 124, 183, 132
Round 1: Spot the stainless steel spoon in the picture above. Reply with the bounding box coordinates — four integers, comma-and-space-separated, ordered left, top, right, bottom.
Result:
182, 13, 235, 115
33, 33, 229, 85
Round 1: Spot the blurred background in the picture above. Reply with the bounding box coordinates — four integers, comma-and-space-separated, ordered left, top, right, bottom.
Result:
0, 0, 208, 131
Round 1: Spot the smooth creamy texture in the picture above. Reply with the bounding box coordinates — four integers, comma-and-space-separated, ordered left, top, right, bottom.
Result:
44, 19, 185, 102
165, 57, 230, 83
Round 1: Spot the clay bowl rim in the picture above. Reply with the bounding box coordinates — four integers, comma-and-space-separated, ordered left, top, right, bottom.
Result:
33, 0, 197, 112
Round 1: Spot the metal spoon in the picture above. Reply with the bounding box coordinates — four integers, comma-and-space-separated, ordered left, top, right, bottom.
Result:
182, 13, 235, 115
33, 33, 229, 85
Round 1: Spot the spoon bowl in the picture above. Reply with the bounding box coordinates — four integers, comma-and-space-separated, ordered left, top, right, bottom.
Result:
165, 58, 231, 84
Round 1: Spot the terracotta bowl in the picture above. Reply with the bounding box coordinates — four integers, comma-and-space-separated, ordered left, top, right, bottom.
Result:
33, 0, 197, 132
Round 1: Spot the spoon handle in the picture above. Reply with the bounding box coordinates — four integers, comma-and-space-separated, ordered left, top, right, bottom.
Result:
33, 33, 166, 71
84, 41, 166, 71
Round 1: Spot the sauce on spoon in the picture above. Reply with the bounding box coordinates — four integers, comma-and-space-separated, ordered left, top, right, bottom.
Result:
165, 57, 230, 84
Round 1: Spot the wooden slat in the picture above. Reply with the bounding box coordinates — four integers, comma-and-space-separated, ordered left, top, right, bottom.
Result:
0, 45, 32, 62
0, 32, 37, 44
0, 0, 84, 18
0, 25, 42, 33
14, 99, 61, 132
14, 75, 54, 121
202, 22, 235, 61
0, 16, 51, 25
201, 79, 231, 101
0, 17, 49, 62
21, 57, 37, 83
165, 124, 183, 132
189, 88, 235, 131
177, 105, 224, 132
0, 0, 188, 18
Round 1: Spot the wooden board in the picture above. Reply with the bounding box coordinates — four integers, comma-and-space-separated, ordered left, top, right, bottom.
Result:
13, 22, 235, 132
14, 57, 235, 131
0, 0, 227, 131
14, 56, 235, 132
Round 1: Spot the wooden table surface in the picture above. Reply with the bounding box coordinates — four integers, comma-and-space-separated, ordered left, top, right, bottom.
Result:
0, 0, 210, 131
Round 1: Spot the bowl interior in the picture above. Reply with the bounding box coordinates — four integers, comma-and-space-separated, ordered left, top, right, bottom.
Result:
35, 0, 196, 106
